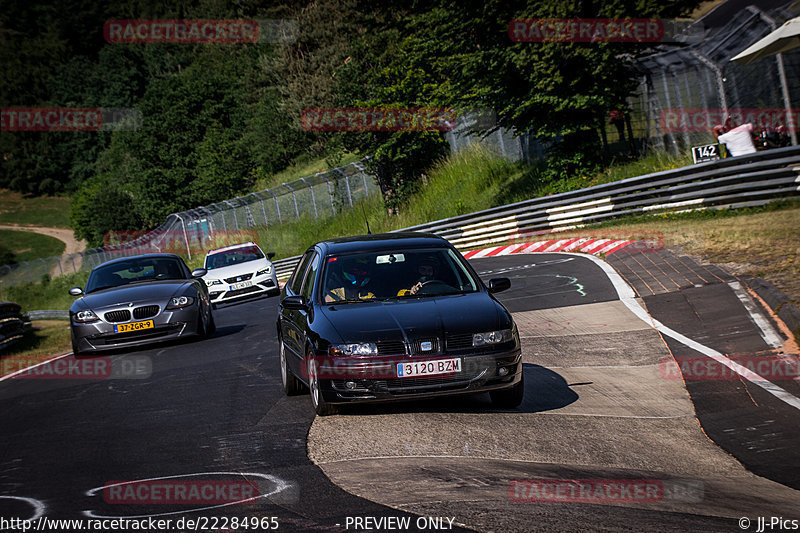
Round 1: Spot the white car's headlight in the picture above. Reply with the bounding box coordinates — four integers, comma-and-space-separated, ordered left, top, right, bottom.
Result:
166, 296, 195, 309
205, 279, 222, 286
74, 309, 99, 323
329, 343, 378, 356
255, 266, 272, 276
473, 329, 513, 346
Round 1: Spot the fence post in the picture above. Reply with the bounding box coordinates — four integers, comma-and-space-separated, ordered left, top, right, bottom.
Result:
352, 162, 369, 197
282, 183, 300, 219
256, 194, 269, 226
175, 213, 192, 260
320, 173, 336, 216
299, 177, 318, 220
269, 189, 282, 223
336, 168, 353, 207
671, 70, 691, 149
223, 200, 239, 230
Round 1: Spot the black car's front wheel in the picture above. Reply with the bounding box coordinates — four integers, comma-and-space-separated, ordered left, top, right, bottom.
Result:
279, 338, 303, 396
490, 377, 524, 409
307, 351, 337, 416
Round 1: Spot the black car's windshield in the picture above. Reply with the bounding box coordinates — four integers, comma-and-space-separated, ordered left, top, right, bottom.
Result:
205, 245, 264, 270
86, 257, 186, 293
321, 247, 478, 303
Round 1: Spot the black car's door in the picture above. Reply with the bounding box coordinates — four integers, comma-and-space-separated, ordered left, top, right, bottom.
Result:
293, 251, 320, 362
279, 250, 314, 360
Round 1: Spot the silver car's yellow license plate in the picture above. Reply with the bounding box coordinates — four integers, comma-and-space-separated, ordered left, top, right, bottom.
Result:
114, 320, 154, 333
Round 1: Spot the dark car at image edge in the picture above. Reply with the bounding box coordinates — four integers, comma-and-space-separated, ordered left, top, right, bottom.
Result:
276, 232, 523, 416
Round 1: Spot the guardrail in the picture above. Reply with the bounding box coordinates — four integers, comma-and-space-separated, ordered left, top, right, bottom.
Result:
0, 302, 31, 353
271, 146, 800, 279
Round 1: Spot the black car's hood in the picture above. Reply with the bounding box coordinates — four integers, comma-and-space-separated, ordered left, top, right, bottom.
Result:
319, 292, 508, 342
71, 280, 191, 310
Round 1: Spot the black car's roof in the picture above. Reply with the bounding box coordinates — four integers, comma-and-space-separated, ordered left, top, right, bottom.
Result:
316, 232, 449, 255
92, 253, 184, 270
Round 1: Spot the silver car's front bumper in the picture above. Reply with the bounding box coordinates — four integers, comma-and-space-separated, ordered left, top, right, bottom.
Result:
71, 306, 201, 353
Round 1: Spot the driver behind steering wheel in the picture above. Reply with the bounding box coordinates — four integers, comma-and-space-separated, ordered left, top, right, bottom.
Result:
398, 255, 439, 296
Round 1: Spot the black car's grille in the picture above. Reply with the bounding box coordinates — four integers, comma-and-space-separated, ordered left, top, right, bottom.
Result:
104, 310, 131, 323
376, 340, 406, 355
384, 375, 470, 389
133, 305, 159, 319
445, 333, 473, 351
224, 273, 253, 284
411, 337, 440, 355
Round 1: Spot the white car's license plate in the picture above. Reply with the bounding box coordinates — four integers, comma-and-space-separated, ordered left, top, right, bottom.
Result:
397, 358, 461, 378
229, 281, 253, 290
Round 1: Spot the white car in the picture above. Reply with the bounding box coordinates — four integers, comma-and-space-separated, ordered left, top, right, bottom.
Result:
202, 242, 279, 307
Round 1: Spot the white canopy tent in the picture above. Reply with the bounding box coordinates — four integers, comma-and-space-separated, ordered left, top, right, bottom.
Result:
731, 14, 799, 144
731, 16, 800, 64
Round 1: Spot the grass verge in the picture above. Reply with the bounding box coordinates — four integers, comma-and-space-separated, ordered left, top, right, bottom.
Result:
0, 229, 66, 262
0, 271, 89, 313
0, 319, 71, 378
0, 189, 72, 227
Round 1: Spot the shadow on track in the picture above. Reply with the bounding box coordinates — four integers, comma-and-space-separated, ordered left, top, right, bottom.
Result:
339, 363, 579, 416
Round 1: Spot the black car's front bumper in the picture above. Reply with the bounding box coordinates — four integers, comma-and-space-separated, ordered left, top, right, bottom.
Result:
316, 348, 522, 404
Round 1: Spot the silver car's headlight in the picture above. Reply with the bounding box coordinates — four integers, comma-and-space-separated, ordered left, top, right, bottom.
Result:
205, 279, 222, 286
473, 329, 513, 346
329, 343, 378, 356
166, 296, 195, 309
74, 309, 99, 323
256, 266, 272, 276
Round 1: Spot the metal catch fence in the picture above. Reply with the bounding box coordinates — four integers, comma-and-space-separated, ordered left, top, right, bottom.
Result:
0, 158, 379, 286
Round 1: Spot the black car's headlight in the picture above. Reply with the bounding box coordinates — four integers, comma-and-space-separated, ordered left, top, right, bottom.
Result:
205, 279, 223, 286
329, 343, 378, 356
74, 309, 99, 323
166, 296, 195, 309
255, 266, 272, 276
473, 329, 514, 346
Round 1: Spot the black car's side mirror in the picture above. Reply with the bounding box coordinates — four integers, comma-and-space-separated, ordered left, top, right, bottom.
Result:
191, 268, 207, 278
267, 252, 276, 260
69, 286, 84, 296
488, 277, 511, 294
282, 295, 308, 310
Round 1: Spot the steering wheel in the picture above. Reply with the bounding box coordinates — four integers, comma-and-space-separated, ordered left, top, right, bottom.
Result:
415, 279, 454, 294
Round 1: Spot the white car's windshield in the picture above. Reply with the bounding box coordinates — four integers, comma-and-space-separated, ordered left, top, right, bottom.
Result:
205, 246, 264, 270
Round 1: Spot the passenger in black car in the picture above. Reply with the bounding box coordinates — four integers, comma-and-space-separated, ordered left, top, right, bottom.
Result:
324, 256, 376, 302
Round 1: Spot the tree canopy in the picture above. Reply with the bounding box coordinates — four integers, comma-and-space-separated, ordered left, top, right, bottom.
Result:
1, 0, 702, 245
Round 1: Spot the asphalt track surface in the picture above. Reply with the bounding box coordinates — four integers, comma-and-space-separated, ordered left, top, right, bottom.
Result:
1, 252, 799, 532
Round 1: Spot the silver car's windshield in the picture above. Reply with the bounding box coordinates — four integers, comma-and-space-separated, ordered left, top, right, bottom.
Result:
205, 245, 264, 270
320, 247, 478, 303
86, 258, 186, 293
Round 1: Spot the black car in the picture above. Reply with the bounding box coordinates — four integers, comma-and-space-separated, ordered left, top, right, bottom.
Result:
69, 253, 215, 354
277, 232, 523, 416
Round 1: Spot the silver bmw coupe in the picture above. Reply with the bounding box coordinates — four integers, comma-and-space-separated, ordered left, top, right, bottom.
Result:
68, 253, 215, 354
